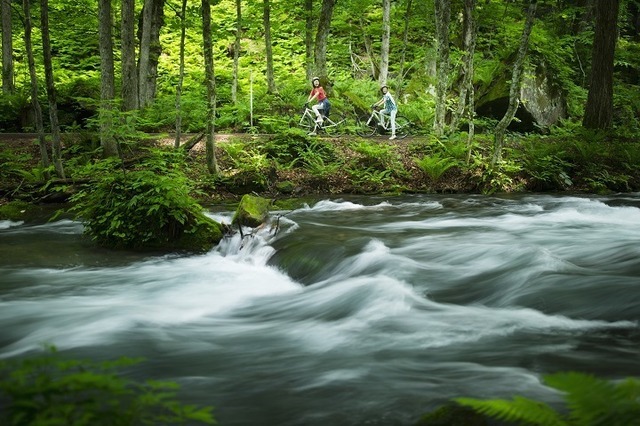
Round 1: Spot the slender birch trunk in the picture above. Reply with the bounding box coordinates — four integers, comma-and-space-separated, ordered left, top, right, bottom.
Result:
492, 0, 537, 165
40, 0, 65, 178
305, 0, 313, 81
98, 0, 118, 157
396, 0, 413, 96
433, 0, 451, 137
121, 0, 138, 111
379, 0, 391, 85
450, 0, 477, 133
23, 0, 51, 179
313, 0, 337, 79
264, 0, 276, 94
202, 0, 218, 174
175, 0, 187, 147
232, 0, 241, 104
2, 0, 14, 93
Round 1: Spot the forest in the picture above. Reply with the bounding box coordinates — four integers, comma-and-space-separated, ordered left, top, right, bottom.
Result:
0, 0, 639, 200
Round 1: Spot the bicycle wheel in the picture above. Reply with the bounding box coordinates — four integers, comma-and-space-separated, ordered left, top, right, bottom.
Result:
356, 114, 377, 137
322, 115, 345, 136
298, 114, 316, 133
395, 115, 411, 139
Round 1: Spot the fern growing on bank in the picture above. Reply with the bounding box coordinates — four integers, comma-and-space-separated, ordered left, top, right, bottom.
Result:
414, 154, 458, 182
0, 346, 216, 425
455, 372, 640, 426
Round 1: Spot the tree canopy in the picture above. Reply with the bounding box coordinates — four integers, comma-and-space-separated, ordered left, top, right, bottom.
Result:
0, 0, 637, 138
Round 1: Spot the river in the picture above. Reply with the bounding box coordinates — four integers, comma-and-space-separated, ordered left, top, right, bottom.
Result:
1, 193, 639, 425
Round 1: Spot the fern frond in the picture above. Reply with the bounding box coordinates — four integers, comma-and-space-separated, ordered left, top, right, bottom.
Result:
544, 372, 615, 424
544, 372, 640, 426
455, 396, 567, 426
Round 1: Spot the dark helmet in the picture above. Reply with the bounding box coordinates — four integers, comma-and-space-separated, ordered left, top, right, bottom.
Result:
380, 84, 388, 93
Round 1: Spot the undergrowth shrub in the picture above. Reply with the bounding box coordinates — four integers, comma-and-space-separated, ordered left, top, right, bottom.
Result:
350, 140, 405, 176
414, 154, 458, 182
0, 346, 216, 425
218, 141, 272, 191
70, 151, 221, 250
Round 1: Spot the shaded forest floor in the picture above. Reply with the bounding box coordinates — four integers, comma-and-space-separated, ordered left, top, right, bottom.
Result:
2, 131, 639, 209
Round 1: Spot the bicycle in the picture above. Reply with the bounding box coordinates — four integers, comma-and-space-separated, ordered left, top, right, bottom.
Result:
355, 107, 411, 139
298, 103, 347, 136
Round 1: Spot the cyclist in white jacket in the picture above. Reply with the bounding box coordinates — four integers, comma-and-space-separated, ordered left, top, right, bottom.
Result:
373, 85, 397, 140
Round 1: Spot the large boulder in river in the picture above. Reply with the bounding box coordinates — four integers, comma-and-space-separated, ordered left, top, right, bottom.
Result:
232, 194, 273, 228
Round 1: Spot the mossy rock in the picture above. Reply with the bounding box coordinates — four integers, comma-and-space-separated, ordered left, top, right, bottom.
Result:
0, 200, 47, 222
276, 180, 296, 194
231, 194, 272, 228
172, 214, 224, 252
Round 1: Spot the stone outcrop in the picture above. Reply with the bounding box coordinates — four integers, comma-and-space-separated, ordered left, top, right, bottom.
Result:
232, 194, 273, 228
475, 62, 566, 132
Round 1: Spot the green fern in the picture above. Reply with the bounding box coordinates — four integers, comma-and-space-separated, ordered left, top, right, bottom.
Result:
455, 372, 640, 426
456, 396, 567, 426
414, 154, 458, 182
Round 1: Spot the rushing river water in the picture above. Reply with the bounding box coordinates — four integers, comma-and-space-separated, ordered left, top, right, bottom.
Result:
1, 193, 640, 425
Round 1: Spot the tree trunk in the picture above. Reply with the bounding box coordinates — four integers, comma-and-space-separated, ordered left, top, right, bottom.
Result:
305, 0, 313, 81
313, 0, 337, 79
433, 0, 451, 137
138, 0, 153, 107
138, 0, 164, 108
361, 18, 377, 79
98, 0, 118, 157
175, 0, 187, 147
2, 0, 14, 93
466, 74, 475, 164
449, 0, 477, 133
202, 0, 218, 174
148, 0, 164, 101
40, 0, 65, 178
378, 0, 391, 85
582, 0, 619, 129
121, 0, 138, 111
492, 0, 537, 165
396, 0, 413, 96
22, 0, 50, 179
264, 0, 276, 94
232, 0, 241, 104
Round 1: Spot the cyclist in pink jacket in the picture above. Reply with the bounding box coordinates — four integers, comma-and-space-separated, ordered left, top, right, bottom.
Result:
307, 77, 330, 125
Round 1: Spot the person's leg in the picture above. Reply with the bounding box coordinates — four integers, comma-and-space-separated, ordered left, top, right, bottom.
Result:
380, 109, 388, 128
390, 109, 397, 137
312, 104, 324, 122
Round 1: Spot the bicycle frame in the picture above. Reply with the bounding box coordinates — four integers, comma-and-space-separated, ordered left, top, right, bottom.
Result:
364, 109, 389, 130
298, 105, 345, 135
299, 107, 319, 125
356, 108, 410, 138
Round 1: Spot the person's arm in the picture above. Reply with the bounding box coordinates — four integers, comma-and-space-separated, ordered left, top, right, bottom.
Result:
372, 97, 384, 108
307, 89, 318, 103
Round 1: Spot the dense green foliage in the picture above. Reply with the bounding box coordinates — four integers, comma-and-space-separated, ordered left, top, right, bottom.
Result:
0, 346, 216, 425
1, 0, 640, 136
455, 371, 640, 426
0, 0, 637, 203
69, 149, 223, 251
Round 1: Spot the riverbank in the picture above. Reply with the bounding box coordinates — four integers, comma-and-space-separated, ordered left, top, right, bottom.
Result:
1, 130, 639, 209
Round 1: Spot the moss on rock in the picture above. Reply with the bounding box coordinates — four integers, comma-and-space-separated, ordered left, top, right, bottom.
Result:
232, 194, 272, 228
0, 200, 45, 222
173, 214, 224, 252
